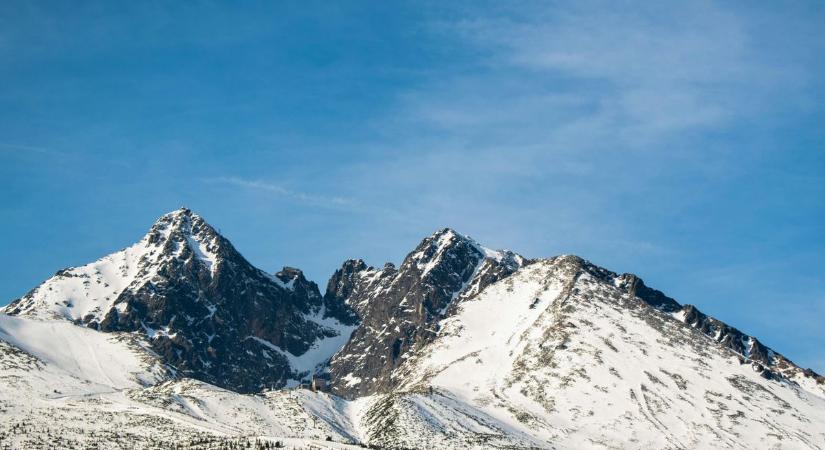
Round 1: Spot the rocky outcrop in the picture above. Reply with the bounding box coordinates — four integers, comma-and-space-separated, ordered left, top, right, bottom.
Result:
325, 228, 526, 398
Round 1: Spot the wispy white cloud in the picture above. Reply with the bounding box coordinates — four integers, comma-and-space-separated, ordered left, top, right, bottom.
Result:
334, 1, 822, 246
0, 142, 63, 156
203, 176, 354, 209
415, 2, 810, 147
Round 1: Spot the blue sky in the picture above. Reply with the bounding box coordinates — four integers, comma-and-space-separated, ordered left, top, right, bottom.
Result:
1, 1, 824, 372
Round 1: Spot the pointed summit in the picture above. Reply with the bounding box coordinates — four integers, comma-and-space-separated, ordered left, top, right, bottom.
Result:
3, 208, 226, 321
403, 227, 484, 281
142, 208, 231, 278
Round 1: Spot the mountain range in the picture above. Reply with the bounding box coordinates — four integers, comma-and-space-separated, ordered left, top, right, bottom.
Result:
0, 208, 823, 449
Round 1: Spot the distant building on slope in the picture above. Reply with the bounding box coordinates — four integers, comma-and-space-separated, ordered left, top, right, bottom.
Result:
295, 375, 328, 392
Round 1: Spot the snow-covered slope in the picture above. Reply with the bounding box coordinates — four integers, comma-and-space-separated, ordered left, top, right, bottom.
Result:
0, 305, 364, 448
371, 256, 825, 448
4, 234, 158, 322
0, 314, 168, 394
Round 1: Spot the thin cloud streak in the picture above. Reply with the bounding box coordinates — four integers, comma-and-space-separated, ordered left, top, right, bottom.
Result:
0, 142, 63, 156
203, 176, 355, 209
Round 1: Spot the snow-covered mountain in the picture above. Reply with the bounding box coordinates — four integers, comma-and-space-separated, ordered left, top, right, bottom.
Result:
1, 209, 823, 449
3, 208, 355, 393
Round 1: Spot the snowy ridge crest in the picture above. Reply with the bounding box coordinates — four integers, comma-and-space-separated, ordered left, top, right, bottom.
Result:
5, 208, 223, 323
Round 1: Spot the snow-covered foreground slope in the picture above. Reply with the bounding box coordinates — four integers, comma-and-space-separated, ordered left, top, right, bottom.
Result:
0, 314, 367, 448
0, 315, 167, 392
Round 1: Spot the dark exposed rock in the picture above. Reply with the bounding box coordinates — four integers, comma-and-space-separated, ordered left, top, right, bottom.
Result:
615, 274, 682, 313
678, 304, 772, 366
325, 228, 526, 398
322, 259, 367, 326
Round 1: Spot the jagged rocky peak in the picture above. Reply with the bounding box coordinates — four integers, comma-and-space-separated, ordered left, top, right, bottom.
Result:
613, 272, 682, 313
5, 207, 240, 323
408, 227, 522, 271
399, 227, 529, 310
144, 207, 226, 272
323, 259, 368, 326
325, 227, 528, 398
326, 228, 527, 322
4, 208, 353, 393
275, 266, 322, 302
325, 259, 369, 300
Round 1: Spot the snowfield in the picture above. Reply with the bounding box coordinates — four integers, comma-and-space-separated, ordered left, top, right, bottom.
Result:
0, 315, 366, 449
0, 314, 167, 393
389, 258, 825, 449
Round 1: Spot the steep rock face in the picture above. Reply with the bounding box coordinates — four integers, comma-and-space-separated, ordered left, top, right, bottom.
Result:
613, 273, 682, 312
322, 259, 364, 327
4, 208, 353, 393
325, 228, 527, 398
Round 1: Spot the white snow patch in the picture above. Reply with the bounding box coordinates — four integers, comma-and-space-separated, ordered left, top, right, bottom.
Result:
0, 314, 165, 390
247, 308, 356, 378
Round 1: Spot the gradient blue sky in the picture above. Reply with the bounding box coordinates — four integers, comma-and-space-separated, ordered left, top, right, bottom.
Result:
2, 1, 824, 372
